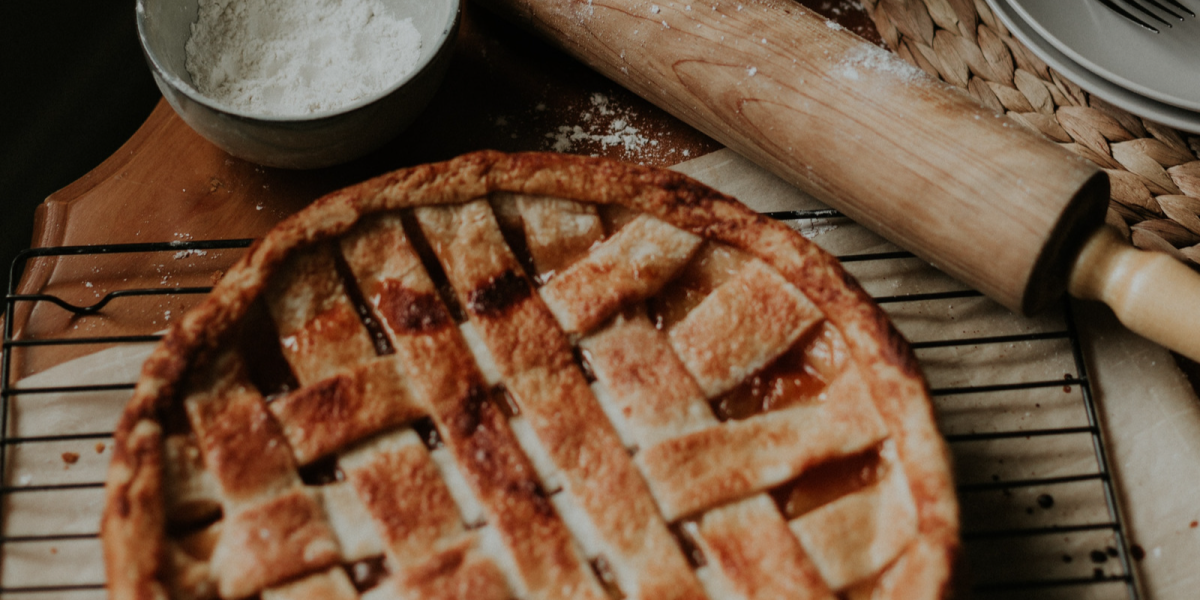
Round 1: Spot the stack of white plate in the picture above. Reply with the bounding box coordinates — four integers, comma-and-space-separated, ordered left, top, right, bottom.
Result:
988, 0, 1200, 133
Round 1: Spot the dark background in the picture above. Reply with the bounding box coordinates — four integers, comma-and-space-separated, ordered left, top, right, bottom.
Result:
0, 3, 161, 303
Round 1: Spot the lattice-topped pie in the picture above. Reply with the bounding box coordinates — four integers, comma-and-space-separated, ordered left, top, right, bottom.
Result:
103, 151, 958, 600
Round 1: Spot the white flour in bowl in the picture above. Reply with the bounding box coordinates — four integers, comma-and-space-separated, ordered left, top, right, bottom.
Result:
185, 0, 422, 117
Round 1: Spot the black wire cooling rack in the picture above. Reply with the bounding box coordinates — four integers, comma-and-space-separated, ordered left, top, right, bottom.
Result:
0, 210, 1142, 598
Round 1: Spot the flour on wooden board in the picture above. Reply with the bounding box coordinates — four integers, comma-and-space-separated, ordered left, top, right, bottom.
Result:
544, 93, 656, 158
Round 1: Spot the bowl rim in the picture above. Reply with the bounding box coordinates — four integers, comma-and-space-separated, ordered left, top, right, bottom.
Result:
135, 0, 461, 123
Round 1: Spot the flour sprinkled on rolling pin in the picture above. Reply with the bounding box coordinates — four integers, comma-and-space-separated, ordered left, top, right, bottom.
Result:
834, 45, 924, 84
185, 0, 422, 116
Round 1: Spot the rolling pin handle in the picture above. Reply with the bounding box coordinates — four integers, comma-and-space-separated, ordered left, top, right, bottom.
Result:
1069, 226, 1200, 362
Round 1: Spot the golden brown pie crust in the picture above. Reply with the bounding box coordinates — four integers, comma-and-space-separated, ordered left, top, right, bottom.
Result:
102, 150, 959, 599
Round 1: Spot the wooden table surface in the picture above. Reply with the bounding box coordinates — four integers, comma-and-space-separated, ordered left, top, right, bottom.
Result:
6, 0, 1197, 391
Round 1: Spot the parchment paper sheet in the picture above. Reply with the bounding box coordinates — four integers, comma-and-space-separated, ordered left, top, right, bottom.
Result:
4, 150, 1198, 599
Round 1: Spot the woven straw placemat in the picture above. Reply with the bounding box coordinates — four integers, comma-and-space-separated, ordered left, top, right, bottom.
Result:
859, 0, 1200, 267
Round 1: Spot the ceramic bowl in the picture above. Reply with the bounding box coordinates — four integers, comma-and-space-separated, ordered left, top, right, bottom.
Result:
136, 0, 460, 169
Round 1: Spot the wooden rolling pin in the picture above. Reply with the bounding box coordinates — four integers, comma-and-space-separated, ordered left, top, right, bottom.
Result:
480, 0, 1200, 361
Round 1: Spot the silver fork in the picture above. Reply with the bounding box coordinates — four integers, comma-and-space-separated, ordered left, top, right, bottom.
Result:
1097, 0, 1196, 32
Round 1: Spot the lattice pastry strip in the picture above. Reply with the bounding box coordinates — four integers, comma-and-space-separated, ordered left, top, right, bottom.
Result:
644, 241, 751, 333
364, 538, 514, 600
320, 482, 386, 562
637, 369, 890, 521
789, 459, 919, 590
691, 495, 835, 600
182, 352, 302, 507
261, 567, 359, 600
166, 523, 222, 600
182, 352, 342, 598
339, 429, 511, 600
339, 429, 466, 565
540, 213, 703, 335
266, 356, 426, 465
339, 213, 607, 600
503, 192, 605, 276
203, 469, 342, 595
265, 244, 380, 385
263, 244, 424, 465
414, 200, 706, 600
668, 258, 824, 398
578, 308, 716, 447
162, 433, 222, 526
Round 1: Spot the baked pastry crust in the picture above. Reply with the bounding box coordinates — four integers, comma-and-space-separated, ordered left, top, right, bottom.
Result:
102, 150, 958, 600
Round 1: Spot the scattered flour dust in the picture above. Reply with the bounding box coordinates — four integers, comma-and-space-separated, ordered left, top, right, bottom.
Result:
185, 0, 422, 117
816, 0, 861, 17
836, 44, 925, 84
545, 93, 655, 158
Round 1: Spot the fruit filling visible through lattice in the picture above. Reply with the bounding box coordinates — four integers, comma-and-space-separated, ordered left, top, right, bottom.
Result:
160, 193, 919, 600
